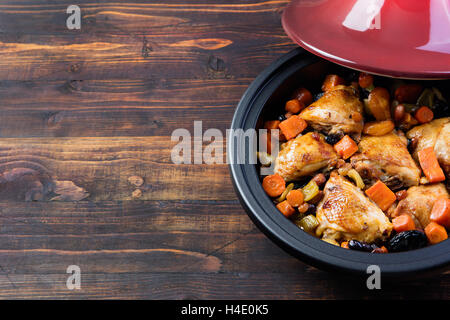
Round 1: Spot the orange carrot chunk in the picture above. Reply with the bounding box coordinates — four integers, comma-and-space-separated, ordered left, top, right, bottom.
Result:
414, 106, 434, 124
292, 87, 313, 106
430, 198, 450, 228
263, 120, 283, 154
263, 120, 280, 130
341, 241, 349, 249
322, 74, 345, 92
279, 115, 307, 140
393, 214, 416, 233
365, 180, 397, 211
379, 246, 388, 253
285, 99, 303, 114
261, 131, 273, 154
276, 200, 296, 218
286, 189, 304, 207
425, 222, 448, 244
372, 246, 388, 253
418, 147, 445, 183
334, 135, 359, 160
358, 72, 374, 89
262, 174, 286, 198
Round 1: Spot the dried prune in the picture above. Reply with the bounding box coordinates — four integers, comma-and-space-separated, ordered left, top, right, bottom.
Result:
432, 99, 450, 119
325, 134, 341, 145
360, 88, 370, 100
387, 230, 428, 252
348, 240, 378, 252
313, 92, 324, 101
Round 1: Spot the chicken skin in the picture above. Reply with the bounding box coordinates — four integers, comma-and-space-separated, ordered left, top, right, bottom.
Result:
316, 172, 393, 243
392, 184, 449, 229
407, 117, 450, 177
299, 86, 364, 140
350, 132, 421, 190
274, 132, 338, 181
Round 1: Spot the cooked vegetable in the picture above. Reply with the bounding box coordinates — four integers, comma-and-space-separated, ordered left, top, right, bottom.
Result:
414, 106, 434, 124
393, 214, 416, 233
260, 131, 273, 155
394, 104, 406, 122
430, 198, 450, 228
276, 200, 296, 218
365, 180, 396, 211
334, 135, 359, 160
372, 246, 388, 253
257, 151, 274, 167
417, 147, 445, 183
276, 183, 294, 203
298, 214, 319, 233
432, 87, 446, 102
424, 222, 448, 244
308, 190, 324, 205
286, 189, 304, 207
302, 180, 319, 202
285, 99, 303, 114
262, 174, 286, 197
260, 75, 449, 254
387, 230, 428, 252
403, 103, 420, 113
394, 84, 423, 103
262, 120, 282, 154
367, 87, 391, 120
298, 202, 310, 214
395, 189, 408, 201
416, 88, 434, 107
346, 169, 365, 189
292, 87, 313, 106
321, 74, 345, 92
398, 112, 419, 130
311, 173, 326, 187
264, 120, 280, 130
363, 120, 395, 136
278, 115, 307, 140
358, 72, 374, 89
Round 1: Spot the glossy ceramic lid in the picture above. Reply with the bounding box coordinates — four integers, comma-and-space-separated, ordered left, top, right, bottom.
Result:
282, 0, 450, 79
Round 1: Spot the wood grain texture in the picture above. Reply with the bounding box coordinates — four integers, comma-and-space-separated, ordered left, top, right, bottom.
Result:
0, 0, 447, 299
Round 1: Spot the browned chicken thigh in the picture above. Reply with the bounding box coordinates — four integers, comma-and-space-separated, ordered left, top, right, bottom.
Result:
274, 132, 337, 181
392, 184, 449, 229
316, 172, 393, 243
407, 117, 450, 177
299, 86, 364, 140
350, 132, 421, 190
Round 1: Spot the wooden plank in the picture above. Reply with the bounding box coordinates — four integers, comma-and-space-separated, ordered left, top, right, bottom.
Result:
0, 137, 235, 201
0, 199, 447, 299
0, 78, 246, 137
0, 1, 295, 80
0, 200, 309, 288
0, 200, 308, 274
0, 272, 448, 300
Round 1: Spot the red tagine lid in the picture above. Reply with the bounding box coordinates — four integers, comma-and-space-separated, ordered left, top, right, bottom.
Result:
282, 0, 450, 79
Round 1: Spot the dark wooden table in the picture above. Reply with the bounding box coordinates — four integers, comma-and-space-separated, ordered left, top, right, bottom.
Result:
0, 0, 447, 299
